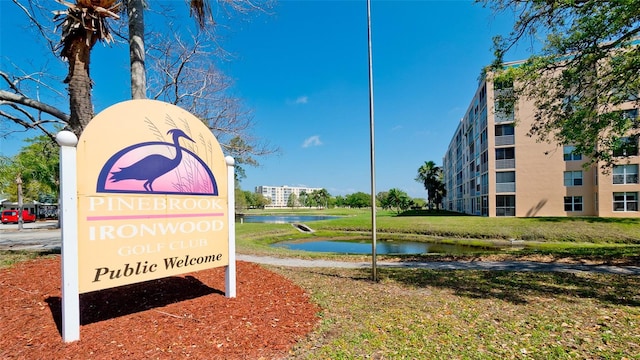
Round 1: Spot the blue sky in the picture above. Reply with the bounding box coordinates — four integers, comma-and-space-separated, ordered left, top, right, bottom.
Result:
1, 0, 526, 199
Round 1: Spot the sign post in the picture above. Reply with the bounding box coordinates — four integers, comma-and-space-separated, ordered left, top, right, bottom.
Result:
225, 156, 236, 298
56, 130, 80, 342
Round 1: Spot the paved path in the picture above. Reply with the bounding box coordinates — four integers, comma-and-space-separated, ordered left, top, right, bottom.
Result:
237, 255, 640, 275
0, 221, 61, 251
2, 223, 639, 275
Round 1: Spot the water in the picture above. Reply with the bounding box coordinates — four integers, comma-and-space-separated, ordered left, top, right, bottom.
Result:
238, 215, 339, 224
273, 239, 486, 255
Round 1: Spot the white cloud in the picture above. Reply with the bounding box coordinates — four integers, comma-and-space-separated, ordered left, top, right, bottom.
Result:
287, 95, 309, 105
302, 135, 322, 148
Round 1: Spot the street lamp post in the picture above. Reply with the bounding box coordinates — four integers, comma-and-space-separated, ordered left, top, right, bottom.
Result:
16, 175, 23, 231
366, 0, 377, 282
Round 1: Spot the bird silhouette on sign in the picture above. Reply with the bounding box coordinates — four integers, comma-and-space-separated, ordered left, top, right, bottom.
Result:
109, 129, 195, 191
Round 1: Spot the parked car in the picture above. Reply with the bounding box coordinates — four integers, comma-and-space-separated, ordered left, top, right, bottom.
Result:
1, 210, 36, 224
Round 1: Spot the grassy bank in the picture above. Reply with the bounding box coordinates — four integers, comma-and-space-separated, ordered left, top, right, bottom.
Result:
241, 208, 640, 243
236, 209, 640, 263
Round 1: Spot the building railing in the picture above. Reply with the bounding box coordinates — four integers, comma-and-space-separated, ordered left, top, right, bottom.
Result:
496, 159, 515, 169
496, 182, 516, 193
495, 113, 514, 124
495, 135, 515, 146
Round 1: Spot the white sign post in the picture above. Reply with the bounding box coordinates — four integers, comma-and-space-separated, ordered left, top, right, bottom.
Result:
56, 130, 80, 342
225, 156, 236, 298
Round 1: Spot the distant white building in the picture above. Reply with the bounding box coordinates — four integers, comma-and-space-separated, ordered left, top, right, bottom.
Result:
255, 185, 323, 208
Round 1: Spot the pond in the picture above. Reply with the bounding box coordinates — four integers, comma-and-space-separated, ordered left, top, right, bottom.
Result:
237, 215, 340, 224
273, 239, 489, 255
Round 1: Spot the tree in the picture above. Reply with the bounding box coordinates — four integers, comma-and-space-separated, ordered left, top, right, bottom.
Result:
298, 191, 308, 208
412, 197, 426, 209
287, 193, 297, 208
255, 193, 270, 208
433, 172, 447, 210
385, 188, 412, 214
146, 29, 277, 166
1, 1, 275, 175
125, 0, 271, 99
376, 191, 390, 209
0, 136, 59, 202
1, 0, 120, 137
54, 0, 121, 135
482, 0, 640, 166
127, 0, 146, 99
415, 161, 445, 209
309, 188, 330, 209
344, 192, 371, 208
235, 189, 248, 211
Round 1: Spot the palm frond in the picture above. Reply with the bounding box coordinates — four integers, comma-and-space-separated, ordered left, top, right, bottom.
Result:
188, 0, 213, 28
54, 0, 122, 58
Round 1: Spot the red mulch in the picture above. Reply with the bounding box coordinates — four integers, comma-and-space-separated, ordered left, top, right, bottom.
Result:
0, 256, 320, 359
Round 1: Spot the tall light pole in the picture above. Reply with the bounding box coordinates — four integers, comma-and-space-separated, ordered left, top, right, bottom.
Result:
16, 175, 23, 231
366, 0, 378, 282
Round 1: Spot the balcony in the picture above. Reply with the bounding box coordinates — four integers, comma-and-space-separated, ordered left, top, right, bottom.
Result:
495, 111, 514, 124
496, 182, 516, 193
495, 159, 515, 169
495, 135, 515, 146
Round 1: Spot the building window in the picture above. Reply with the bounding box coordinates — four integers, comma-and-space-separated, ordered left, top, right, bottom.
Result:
496, 171, 516, 193
613, 192, 638, 212
495, 147, 515, 169
496, 171, 515, 183
496, 195, 515, 216
564, 196, 583, 212
563, 145, 582, 161
495, 124, 515, 136
563, 171, 583, 186
613, 165, 639, 184
495, 124, 515, 146
495, 147, 515, 159
613, 136, 639, 157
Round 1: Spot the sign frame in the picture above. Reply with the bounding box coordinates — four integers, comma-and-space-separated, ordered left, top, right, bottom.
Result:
57, 100, 236, 342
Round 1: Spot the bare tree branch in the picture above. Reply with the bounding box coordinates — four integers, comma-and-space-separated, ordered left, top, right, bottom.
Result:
146, 27, 279, 164
0, 90, 70, 122
11, 0, 59, 55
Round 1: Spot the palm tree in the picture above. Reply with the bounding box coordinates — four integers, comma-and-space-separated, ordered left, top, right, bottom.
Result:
386, 188, 411, 214
311, 188, 330, 209
125, 0, 214, 100
127, 0, 146, 99
433, 171, 447, 210
54, 0, 121, 135
415, 160, 444, 210
126, 0, 260, 99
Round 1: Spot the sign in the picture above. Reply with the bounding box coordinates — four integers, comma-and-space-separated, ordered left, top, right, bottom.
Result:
75, 100, 230, 293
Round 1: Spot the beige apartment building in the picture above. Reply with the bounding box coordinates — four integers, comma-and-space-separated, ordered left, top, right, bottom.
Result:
255, 185, 323, 208
442, 67, 639, 217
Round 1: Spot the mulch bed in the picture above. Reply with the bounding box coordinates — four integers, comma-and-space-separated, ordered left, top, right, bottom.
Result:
0, 256, 320, 359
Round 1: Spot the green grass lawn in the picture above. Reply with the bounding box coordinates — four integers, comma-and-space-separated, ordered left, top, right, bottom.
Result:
2, 210, 640, 358
279, 266, 640, 359
238, 210, 640, 358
